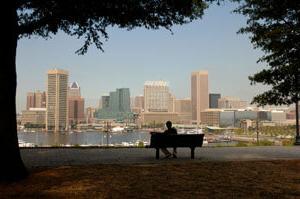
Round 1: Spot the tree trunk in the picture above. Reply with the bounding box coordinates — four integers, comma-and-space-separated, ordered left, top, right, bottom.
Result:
0, 1, 28, 181
296, 100, 299, 140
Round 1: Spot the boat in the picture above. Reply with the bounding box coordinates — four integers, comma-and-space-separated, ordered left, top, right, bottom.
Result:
112, 126, 125, 132
177, 129, 186, 134
186, 128, 204, 134
18, 140, 35, 147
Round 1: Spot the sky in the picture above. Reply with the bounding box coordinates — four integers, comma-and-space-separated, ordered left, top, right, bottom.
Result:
16, 2, 268, 113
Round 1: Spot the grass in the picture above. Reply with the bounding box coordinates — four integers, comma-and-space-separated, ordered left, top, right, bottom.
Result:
234, 140, 278, 147
1, 160, 300, 198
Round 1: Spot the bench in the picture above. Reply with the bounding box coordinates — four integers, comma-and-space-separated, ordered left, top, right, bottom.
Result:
149, 133, 204, 159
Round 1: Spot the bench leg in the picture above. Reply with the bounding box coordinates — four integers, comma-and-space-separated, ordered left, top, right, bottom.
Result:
191, 147, 195, 159
156, 148, 159, 159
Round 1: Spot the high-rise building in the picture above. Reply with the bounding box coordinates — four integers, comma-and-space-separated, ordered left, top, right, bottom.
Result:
101, 95, 110, 109
86, 107, 96, 124
175, 98, 192, 124
26, 92, 35, 110
134, 95, 144, 110
68, 97, 85, 125
96, 88, 132, 121
209, 93, 221, 108
26, 91, 46, 110
117, 88, 131, 112
46, 69, 69, 132
68, 82, 81, 97
68, 82, 84, 125
191, 71, 209, 124
144, 81, 171, 112
168, 94, 175, 112
109, 91, 119, 112
218, 96, 247, 109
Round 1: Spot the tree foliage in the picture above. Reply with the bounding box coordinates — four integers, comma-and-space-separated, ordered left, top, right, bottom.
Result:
1, 0, 214, 181
17, 0, 208, 54
234, 0, 300, 106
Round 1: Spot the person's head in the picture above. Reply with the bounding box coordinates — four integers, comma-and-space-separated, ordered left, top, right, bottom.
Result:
166, 121, 172, 129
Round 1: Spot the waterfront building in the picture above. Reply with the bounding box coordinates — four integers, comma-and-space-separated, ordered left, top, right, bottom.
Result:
218, 96, 247, 109
209, 93, 221, 108
240, 119, 253, 130
68, 82, 85, 125
271, 111, 286, 124
141, 112, 179, 124
219, 110, 235, 127
26, 92, 34, 110
21, 108, 46, 126
144, 81, 171, 112
191, 71, 209, 124
130, 97, 135, 110
175, 98, 192, 124
101, 95, 110, 109
68, 97, 85, 125
134, 95, 144, 110
86, 107, 96, 124
131, 107, 142, 114
118, 88, 131, 112
286, 111, 296, 120
132, 95, 144, 114
96, 88, 132, 121
26, 91, 46, 110
234, 110, 257, 127
168, 94, 176, 112
200, 109, 221, 127
258, 111, 272, 121
46, 69, 69, 132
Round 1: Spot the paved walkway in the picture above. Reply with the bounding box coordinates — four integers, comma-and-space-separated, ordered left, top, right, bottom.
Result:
21, 146, 300, 168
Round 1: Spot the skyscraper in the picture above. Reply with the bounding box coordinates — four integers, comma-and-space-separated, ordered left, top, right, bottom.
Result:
109, 91, 119, 112
26, 92, 35, 110
26, 91, 46, 110
46, 69, 69, 132
68, 82, 81, 97
175, 98, 192, 124
117, 88, 131, 112
144, 81, 171, 112
209, 93, 221, 108
68, 97, 85, 125
95, 88, 132, 121
68, 82, 85, 125
191, 71, 209, 124
101, 95, 110, 109
134, 95, 144, 110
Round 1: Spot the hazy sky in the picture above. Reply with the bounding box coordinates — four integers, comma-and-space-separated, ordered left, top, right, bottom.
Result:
16, 2, 268, 112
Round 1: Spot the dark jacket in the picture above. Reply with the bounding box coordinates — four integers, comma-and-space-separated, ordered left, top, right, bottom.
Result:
164, 127, 177, 135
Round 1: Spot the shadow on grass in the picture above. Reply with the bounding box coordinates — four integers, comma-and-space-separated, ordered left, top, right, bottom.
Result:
1, 160, 300, 198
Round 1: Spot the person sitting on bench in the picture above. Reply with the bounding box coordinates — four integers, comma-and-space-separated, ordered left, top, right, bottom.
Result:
161, 121, 177, 159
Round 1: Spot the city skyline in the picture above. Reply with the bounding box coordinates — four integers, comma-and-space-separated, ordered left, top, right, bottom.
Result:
16, 2, 267, 112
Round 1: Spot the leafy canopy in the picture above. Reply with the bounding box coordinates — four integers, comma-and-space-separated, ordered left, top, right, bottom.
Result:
235, 0, 300, 106
17, 0, 209, 54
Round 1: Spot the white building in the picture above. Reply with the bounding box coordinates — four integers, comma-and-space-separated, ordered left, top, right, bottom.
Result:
271, 110, 286, 124
144, 81, 172, 112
